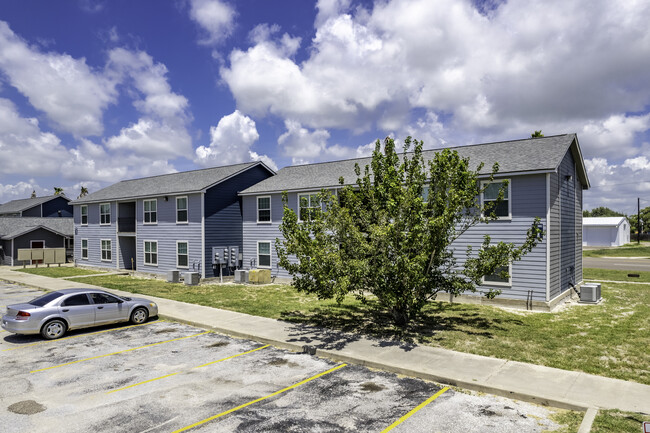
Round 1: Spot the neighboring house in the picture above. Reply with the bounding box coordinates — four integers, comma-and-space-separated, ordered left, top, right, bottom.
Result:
583, 217, 630, 247
70, 162, 274, 278
0, 217, 73, 265
239, 134, 590, 310
0, 194, 73, 217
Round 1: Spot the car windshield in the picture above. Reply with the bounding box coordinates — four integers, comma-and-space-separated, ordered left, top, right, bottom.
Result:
29, 292, 64, 307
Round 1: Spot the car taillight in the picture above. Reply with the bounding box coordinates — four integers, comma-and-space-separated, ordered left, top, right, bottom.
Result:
16, 311, 31, 320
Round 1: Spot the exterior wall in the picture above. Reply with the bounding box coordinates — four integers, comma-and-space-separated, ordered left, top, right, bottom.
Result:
134, 193, 202, 275
22, 206, 41, 217
242, 174, 549, 302
575, 185, 582, 282
583, 222, 630, 247
1, 239, 11, 265
559, 151, 577, 293
549, 171, 561, 299
42, 196, 73, 218
11, 228, 66, 264
453, 174, 548, 302
204, 165, 274, 278
74, 202, 117, 270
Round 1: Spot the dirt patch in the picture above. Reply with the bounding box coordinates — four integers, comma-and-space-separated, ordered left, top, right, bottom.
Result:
267, 358, 299, 368
206, 341, 229, 348
8, 400, 46, 415
155, 328, 177, 334
360, 382, 385, 392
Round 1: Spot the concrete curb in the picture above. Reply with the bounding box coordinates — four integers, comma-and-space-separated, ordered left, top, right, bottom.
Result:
578, 407, 598, 433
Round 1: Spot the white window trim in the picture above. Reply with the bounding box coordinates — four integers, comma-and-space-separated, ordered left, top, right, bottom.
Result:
297, 192, 321, 222
176, 240, 189, 269
143, 240, 158, 266
81, 239, 88, 260
80, 205, 88, 226
176, 196, 188, 224
480, 180, 512, 220
482, 262, 513, 288
143, 199, 158, 225
99, 203, 111, 226
257, 195, 272, 224
100, 239, 112, 262
257, 240, 272, 269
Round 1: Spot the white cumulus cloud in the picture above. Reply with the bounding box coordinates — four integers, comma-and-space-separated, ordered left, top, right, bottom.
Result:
188, 0, 236, 45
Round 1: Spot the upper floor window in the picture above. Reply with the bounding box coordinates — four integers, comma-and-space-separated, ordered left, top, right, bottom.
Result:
481, 180, 511, 219
144, 199, 157, 224
176, 197, 188, 223
257, 196, 271, 223
99, 203, 111, 225
80, 205, 88, 225
298, 193, 320, 222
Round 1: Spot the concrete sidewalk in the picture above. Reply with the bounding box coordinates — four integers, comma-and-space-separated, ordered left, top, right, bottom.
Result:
1, 267, 649, 415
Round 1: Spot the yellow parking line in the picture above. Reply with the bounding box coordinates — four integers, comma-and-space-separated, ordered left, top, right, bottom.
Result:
30, 331, 210, 373
172, 363, 347, 433
3, 320, 163, 352
106, 344, 270, 394
380, 386, 450, 432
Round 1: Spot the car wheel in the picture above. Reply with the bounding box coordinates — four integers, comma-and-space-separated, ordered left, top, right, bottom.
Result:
41, 319, 67, 340
130, 307, 149, 324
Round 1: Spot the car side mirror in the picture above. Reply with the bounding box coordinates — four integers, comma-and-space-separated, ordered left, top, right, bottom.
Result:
116, 299, 124, 304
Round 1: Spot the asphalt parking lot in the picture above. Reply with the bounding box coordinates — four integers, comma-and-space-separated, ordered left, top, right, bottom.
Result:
0, 281, 570, 433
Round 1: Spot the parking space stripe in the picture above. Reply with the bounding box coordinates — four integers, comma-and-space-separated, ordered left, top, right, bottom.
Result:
106, 344, 270, 394
30, 331, 211, 373
172, 363, 347, 433
3, 320, 163, 352
380, 386, 450, 432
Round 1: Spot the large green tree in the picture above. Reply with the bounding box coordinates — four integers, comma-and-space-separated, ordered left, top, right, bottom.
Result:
628, 207, 650, 234
277, 137, 544, 326
583, 207, 624, 218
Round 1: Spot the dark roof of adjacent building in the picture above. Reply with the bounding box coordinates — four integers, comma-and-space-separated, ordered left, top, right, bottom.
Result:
71, 161, 275, 205
0, 194, 70, 215
240, 134, 589, 195
0, 217, 74, 240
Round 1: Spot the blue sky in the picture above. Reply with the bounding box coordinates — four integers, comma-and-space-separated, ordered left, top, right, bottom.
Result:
0, 0, 649, 214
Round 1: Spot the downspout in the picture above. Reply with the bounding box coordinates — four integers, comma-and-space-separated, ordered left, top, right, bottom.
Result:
546, 173, 550, 303
201, 191, 206, 279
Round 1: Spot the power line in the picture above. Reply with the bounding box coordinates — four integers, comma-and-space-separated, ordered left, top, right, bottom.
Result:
588, 181, 650, 189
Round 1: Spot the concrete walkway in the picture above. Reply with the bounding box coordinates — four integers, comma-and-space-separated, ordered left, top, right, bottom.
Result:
1, 267, 649, 415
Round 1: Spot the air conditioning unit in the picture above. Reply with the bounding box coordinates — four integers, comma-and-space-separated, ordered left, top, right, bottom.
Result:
167, 270, 180, 283
580, 283, 602, 304
234, 269, 249, 284
183, 272, 200, 286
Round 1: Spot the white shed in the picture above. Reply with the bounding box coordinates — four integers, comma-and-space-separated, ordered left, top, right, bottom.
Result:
583, 217, 630, 247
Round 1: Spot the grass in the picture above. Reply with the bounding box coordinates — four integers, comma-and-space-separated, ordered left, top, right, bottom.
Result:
584, 267, 650, 283
591, 409, 649, 433
583, 242, 650, 258
68, 267, 650, 385
14, 267, 105, 278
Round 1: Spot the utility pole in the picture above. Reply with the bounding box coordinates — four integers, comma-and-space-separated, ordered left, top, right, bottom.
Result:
638, 197, 641, 244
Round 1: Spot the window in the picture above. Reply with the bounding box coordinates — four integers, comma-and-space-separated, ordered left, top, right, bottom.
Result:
257, 196, 271, 223
481, 180, 510, 218
81, 239, 88, 260
483, 264, 512, 287
90, 293, 120, 304
298, 193, 320, 221
177, 241, 189, 268
144, 241, 158, 266
100, 203, 111, 225
101, 239, 111, 261
176, 197, 188, 223
28, 292, 64, 307
257, 241, 271, 268
144, 199, 157, 224
81, 205, 88, 225
62, 294, 91, 306
421, 185, 430, 203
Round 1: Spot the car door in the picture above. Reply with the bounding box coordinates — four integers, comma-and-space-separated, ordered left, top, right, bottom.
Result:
59, 294, 95, 329
90, 293, 128, 325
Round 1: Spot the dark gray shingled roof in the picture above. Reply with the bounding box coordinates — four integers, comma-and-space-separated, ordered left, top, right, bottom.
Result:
71, 162, 272, 204
0, 195, 70, 215
0, 217, 73, 240
240, 134, 589, 195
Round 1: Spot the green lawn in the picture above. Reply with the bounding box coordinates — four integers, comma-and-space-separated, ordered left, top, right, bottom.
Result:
591, 409, 649, 433
14, 267, 105, 278
69, 268, 650, 385
584, 267, 650, 283
583, 242, 650, 258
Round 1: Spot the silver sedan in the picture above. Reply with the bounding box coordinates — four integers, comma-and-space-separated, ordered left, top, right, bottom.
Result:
2, 288, 158, 340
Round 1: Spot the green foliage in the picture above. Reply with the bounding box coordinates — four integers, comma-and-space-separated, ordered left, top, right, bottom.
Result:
583, 206, 624, 218
276, 137, 544, 326
627, 206, 650, 233
78, 186, 89, 198
531, 130, 544, 137
53, 187, 64, 195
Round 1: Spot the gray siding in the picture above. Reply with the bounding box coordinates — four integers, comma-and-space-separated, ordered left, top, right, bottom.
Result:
575, 183, 583, 283
1, 240, 10, 265
559, 151, 577, 293
22, 206, 41, 217
549, 172, 561, 299
204, 165, 274, 278
135, 193, 203, 275
12, 228, 67, 264
42, 196, 73, 217
74, 202, 117, 270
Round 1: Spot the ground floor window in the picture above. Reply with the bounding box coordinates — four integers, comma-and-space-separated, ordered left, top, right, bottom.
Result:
483, 264, 511, 286
81, 239, 88, 259
257, 241, 271, 268
101, 240, 111, 261
144, 241, 158, 266
177, 241, 188, 268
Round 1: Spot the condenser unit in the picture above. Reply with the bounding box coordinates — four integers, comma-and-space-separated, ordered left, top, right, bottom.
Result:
580, 283, 602, 304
